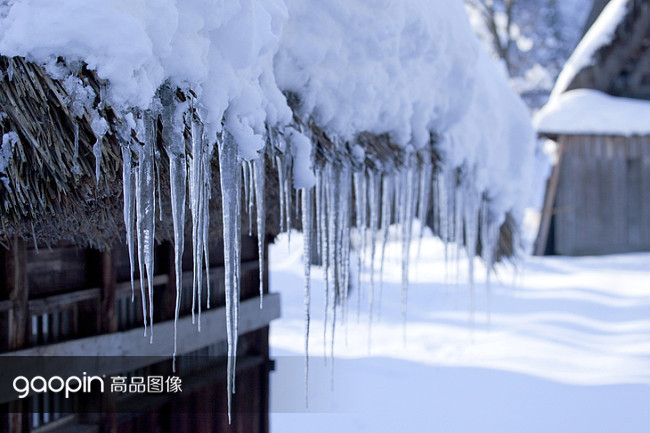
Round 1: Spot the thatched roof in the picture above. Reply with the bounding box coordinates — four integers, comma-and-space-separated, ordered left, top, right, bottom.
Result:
0, 57, 440, 246
0, 55, 517, 258
561, 0, 650, 100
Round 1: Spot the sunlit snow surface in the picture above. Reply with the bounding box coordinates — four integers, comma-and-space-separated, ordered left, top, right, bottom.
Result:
270, 230, 650, 432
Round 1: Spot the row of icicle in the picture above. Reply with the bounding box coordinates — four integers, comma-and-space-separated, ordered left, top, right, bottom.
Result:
112, 97, 504, 420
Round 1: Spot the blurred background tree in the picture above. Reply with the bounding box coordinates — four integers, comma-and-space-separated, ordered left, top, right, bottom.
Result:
465, 0, 595, 109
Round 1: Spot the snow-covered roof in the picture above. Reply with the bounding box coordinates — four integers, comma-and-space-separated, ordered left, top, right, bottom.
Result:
535, 89, 650, 136
0, 0, 535, 241
550, 0, 629, 100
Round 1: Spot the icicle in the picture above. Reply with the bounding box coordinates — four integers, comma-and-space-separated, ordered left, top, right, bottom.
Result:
233, 149, 242, 395
200, 127, 214, 315
463, 182, 480, 317
121, 143, 136, 302
156, 152, 164, 222
314, 169, 322, 261
320, 167, 331, 358
416, 160, 432, 257
7, 59, 13, 82
162, 91, 188, 369
301, 187, 312, 407
242, 159, 251, 235
275, 154, 286, 232
203, 142, 213, 311
367, 170, 380, 348
143, 113, 157, 343
327, 167, 345, 318
254, 154, 266, 308
340, 167, 352, 333
189, 118, 204, 327
285, 155, 292, 244
92, 86, 108, 185
134, 111, 157, 340
134, 120, 148, 337
352, 170, 366, 321
218, 131, 242, 422
326, 165, 339, 344
400, 167, 417, 338
93, 137, 103, 185
439, 168, 452, 282
454, 181, 464, 282
378, 173, 393, 318
247, 160, 255, 236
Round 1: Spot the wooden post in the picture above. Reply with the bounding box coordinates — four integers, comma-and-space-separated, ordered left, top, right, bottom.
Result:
6, 237, 28, 351
7, 413, 25, 433
534, 140, 565, 256
101, 250, 117, 334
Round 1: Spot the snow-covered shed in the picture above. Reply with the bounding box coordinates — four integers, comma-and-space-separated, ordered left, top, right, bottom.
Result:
535, 0, 650, 256
0, 1, 535, 431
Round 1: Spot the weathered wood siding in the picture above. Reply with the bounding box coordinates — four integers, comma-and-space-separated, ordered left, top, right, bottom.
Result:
0, 235, 273, 433
553, 134, 650, 255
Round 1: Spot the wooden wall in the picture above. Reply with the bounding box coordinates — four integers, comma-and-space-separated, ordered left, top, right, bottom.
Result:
0, 234, 272, 433
550, 134, 650, 255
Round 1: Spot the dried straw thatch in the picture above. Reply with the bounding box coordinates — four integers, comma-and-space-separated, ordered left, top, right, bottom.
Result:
0, 55, 517, 257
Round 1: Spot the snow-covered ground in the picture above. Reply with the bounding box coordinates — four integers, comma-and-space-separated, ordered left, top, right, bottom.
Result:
269, 231, 650, 432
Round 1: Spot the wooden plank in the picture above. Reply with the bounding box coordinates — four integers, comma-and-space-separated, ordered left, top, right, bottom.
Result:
101, 250, 117, 334
28, 288, 100, 316
626, 157, 643, 247
0, 300, 13, 312
534, 139, 565, 255
25, 247, 88, 296
115, 275, 168, 299
0, 294, 279, 406
0, 291, 280, 366
612, 151, 628, 250
641, 150, 650, 248
6, 237, 28, 351
598, 151, 615, 250
554, 138, 576, 255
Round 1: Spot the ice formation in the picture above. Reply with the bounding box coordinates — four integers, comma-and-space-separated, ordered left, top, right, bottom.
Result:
0, 0, 535, 418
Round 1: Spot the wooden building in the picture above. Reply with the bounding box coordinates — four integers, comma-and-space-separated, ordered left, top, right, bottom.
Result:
0, 236, 278, 433
0, 56, 282, 433
535, 0, 650, 256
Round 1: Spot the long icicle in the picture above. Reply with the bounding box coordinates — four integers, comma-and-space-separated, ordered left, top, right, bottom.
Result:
121, 142, 136, 303
144, 112, 157, 344
202, 133, 214, 313
352, 170, 364, 321
164, 93, 188, 368
367, 170, 380, 350
135, 115, 148, 337
378, 173, 393, 319
218, 130, 241, 422
318, 168, 330, 358
302, 187, 312, 407
190, 118, 204, 326
254, 152, 266, 308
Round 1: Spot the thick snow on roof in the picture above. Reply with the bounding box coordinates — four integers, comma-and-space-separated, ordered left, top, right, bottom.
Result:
550, 0, 629, 100
535, 89, 650, 136
0, 0, 533, 194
